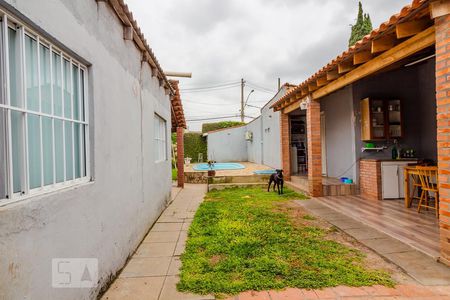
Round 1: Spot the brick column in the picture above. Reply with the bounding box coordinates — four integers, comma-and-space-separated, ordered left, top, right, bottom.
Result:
434, 5, 450, 266
359, 160, 382, 200
307, 100, 322, 197
176, 127, 185, 188
280, 112, 291, 181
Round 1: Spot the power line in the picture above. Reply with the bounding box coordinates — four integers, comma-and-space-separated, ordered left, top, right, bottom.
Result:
187, 115, 240, 122
183, 99, 237, 106
180, 84, 241, 94
180, 79, 241, 89
180, 82, 240, 91
246, 80, 276, 92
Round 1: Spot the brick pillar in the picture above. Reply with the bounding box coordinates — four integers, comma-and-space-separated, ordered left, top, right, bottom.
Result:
280, 112, 291, 181
176, 127, 185, 188
307, 100, 322, 197
434, 6, 450, 266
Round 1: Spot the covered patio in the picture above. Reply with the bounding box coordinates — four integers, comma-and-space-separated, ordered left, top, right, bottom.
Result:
271, 0, 450, 265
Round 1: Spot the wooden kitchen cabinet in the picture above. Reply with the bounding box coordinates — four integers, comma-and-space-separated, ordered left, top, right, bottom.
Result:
360, 98, 403, 141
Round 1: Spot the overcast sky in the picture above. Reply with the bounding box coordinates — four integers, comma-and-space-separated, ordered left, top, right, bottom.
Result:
127, 0, 412, 131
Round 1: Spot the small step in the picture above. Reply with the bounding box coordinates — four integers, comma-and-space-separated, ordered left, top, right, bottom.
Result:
208, 182, 267, 191
285, 181, 309, 195
210, 175, 271, 184
323, 183, 358, 196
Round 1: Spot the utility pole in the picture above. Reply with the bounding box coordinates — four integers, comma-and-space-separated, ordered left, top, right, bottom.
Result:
278, 78, 281, 90
240, 78, 245, 122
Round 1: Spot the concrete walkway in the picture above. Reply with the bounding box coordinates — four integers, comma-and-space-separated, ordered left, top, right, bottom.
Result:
101, 183, 213, 300
294, 198, 450, 286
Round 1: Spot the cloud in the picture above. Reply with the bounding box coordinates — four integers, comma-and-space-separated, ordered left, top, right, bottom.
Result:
126, 0, 412, 130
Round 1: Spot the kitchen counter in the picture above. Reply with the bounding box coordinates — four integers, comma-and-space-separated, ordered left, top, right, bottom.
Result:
360, 158, 418, 162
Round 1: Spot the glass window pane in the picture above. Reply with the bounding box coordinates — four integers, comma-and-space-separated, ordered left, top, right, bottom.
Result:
80, 69, 85, 122
8, 27, 21, 108
74, 123, 80, 178
54, 119, 64, 183
0, 109, 7, 199
25, 35, 39, 111
11, 110, 23, 193
63, 59, 72, 118
40, 44, 51, 114
28, 114, 41, 189
52, 52, 62, 116
72, 65, 79, 120
42, 117, 53, 186
82, 125, 87, 177
65, 121, 73, 180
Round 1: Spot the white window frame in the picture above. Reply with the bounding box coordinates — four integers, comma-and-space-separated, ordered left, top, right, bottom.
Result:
0, 12, 90, 206
154, 113, 167, 163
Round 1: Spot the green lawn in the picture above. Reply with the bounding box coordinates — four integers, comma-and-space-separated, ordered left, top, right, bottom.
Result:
172, 168, 177, 181
177, 187, 393, 296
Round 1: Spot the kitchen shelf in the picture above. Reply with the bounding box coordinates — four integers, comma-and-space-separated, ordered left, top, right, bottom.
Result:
361, 147, 386, 152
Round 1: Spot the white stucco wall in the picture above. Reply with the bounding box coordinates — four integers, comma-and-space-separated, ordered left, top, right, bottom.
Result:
207, 126, 248, 162
260, 89, 283, 169
206, 87, 285, 168
0, 1, 172, 299
246, 117, 262, 164
321, 86, 357, 180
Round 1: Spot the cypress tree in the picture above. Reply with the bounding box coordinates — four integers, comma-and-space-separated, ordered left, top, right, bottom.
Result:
348, 2, 373, 47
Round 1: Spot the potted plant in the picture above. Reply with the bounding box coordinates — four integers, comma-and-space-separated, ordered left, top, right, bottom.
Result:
207, 160, 216, 177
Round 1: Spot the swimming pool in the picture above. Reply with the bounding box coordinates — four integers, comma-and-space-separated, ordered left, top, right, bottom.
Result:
193, 163, 245, 171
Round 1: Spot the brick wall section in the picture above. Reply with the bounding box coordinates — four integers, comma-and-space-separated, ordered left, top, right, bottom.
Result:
435, 12, 450, 266
359, 160, 382, 200
176, 127, 185, 188
280, 113, 291, 181
307, 100, 322, 197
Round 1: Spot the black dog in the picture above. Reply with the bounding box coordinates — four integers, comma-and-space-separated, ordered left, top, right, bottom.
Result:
268, 169, 284, 195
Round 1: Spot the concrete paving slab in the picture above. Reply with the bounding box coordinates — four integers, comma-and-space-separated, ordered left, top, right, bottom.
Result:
156, 216, 185, 223
327, 218, 364, 230
119, 257, 171, 278
102, 277, 165, 300
143, 231, 180, 243
134, 242, 176, 258
174, 240, 187, 256
167, 257, 181, 276
345, 227, 388, 240
361, 238, 413, 255
384, 251, 450, 285
152, 222, 183, 232
159, 276, 214, 300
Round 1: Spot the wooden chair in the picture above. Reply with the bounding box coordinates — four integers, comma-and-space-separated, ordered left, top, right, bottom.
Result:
409, 173, 422, 207
416, 166, 439, 218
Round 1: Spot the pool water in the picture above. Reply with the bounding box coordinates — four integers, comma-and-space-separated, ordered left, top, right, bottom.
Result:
193, 163, 245, 171
254, 169, 276, 175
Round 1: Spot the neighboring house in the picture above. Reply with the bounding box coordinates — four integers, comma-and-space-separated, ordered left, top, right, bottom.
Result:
271, 0, 450, 266
0, 1, 185, 299
206, 84, 294, 169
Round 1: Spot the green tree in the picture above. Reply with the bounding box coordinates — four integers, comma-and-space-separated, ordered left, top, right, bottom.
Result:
348, 2, 373, 47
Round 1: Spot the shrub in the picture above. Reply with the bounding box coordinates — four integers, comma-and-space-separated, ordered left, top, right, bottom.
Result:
202, 121, 245, 133
184, 132, 207, 163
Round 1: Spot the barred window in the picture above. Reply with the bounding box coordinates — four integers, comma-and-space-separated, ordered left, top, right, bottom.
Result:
0, 14, 90, 204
